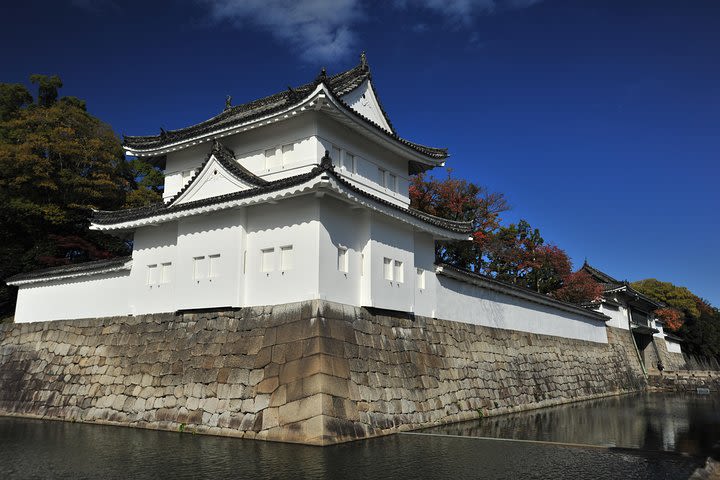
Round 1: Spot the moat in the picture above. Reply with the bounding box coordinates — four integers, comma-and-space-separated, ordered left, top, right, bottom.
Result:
0, 392, 717, 479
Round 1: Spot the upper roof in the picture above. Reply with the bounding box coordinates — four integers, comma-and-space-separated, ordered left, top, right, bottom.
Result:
91, 148, 473, 239
122, 55, 448, 172
580, 262, 662, 309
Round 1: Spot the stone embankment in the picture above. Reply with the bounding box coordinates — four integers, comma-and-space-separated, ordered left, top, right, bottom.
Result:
649, 371, 720, 393
0, 300, 646, 445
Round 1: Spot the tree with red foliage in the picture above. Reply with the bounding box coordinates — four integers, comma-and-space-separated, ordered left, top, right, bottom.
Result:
654, 308, 683, 332
551, 270, 603, 304
409, 170, 508, 271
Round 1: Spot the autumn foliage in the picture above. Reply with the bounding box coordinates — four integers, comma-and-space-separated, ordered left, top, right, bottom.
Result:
551, 270, 603, 305
653, 308, 684, 332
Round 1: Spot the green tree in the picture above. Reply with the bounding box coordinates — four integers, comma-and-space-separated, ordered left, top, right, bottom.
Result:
631, 279, 700, 319
0, 75, 161, 316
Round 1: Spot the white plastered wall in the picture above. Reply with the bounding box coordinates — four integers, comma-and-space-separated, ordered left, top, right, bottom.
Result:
175, 210, 245, 310
318, 196, 368, 306
413, 232, 437, 318
14, 271, 131, 323
367, 212, 415, 312
665, 339, 683, 354
315, 115, 410, 208
435, 275, 609, 343
243, 195, 320, 306
130, 222, 178, 314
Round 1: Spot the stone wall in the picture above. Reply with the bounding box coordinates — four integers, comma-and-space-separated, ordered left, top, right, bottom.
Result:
654, 338, 687, 372
0, 301, 646, 445
648, 371, 720, 393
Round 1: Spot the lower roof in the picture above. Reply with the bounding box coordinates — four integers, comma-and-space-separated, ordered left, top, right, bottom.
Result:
6, 256, 132, 286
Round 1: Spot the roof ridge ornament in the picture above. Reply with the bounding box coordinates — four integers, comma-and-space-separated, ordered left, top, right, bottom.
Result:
316, 67, 327, 84
224, 95, 232, 111
320, 150, 333, 169
360, 51, 368, 71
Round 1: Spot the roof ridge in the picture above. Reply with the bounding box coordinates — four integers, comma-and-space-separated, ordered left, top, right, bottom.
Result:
6, 256, 132, 284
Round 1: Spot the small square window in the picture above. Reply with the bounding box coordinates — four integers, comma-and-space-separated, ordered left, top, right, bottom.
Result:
261, 248, 274, 272
417, 268, 425, 289
346, 153, 355, 173
193, 256, 206, 281
383, 257, 393, 281
394, 260, 404, 283
280, 245, 293, 271
338, 246, 348, 273
160, 262, 172, 284
209, 254, 221, 278
378, 168, 386, 186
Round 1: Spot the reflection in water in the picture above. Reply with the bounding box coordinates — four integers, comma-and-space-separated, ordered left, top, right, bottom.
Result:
0, 393, 716, 480
422, 392, 720, 457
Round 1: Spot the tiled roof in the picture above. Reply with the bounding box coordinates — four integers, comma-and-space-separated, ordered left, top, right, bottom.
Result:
92, 152, 473, 235
123, 65, 369, 150
122, 57, 446, 164
6, 256, 132, 284
580, 262, 663, 308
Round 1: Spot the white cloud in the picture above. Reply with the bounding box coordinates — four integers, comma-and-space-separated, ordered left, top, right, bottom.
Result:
199, 0, 362, 63
198, 0, 542, 63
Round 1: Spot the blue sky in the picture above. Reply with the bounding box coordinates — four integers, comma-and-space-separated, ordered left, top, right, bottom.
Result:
3, 0, 719, 304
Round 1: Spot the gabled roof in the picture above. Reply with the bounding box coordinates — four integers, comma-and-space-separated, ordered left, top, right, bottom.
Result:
122, 55, 447, 171
165, 140, 267, 206
6, 256, 132, 286
91, 152, 473, 238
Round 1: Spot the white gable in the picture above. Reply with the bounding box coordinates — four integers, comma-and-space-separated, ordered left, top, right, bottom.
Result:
172, 154, 255, 205
341, 80, 393, 133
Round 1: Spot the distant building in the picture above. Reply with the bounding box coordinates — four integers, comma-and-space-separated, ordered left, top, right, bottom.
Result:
580, 262, 685, 372
7, 56, 609, 345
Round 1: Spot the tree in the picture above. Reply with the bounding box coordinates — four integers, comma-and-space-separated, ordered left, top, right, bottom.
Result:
409, 170, 508, 271
0, 75, 161, 316
654, 307, 683, 332
551, 270, 603, 304
631, 279, 700, 319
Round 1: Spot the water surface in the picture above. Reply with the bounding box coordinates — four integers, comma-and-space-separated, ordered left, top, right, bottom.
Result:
0, 393, 716, 479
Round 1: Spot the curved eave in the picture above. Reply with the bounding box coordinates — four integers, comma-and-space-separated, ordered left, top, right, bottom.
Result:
90, 169, 470, 240
123, 85, 447, 170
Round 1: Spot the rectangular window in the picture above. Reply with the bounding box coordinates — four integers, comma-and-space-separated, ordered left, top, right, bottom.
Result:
346, 153, 356, 173
360, 253, 364, 276
193, 256, 205, 281
243, 250, 247, 274
378, 168, 386, 187
280, 245, 293, 271
261, 248, 274, 272
394, 260, 404, 283
383, 257, 393, 281
417, 268, 425, 289
332, 145, 342, 167
388, 173, 397, 192
160, 262, 172, 284
281, 143, 294, 166
265, 148, 280, 169
146, 264, 157, 286
181, 170, 194, 185
338, 246, 348, 273
209, 254, 221, 278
